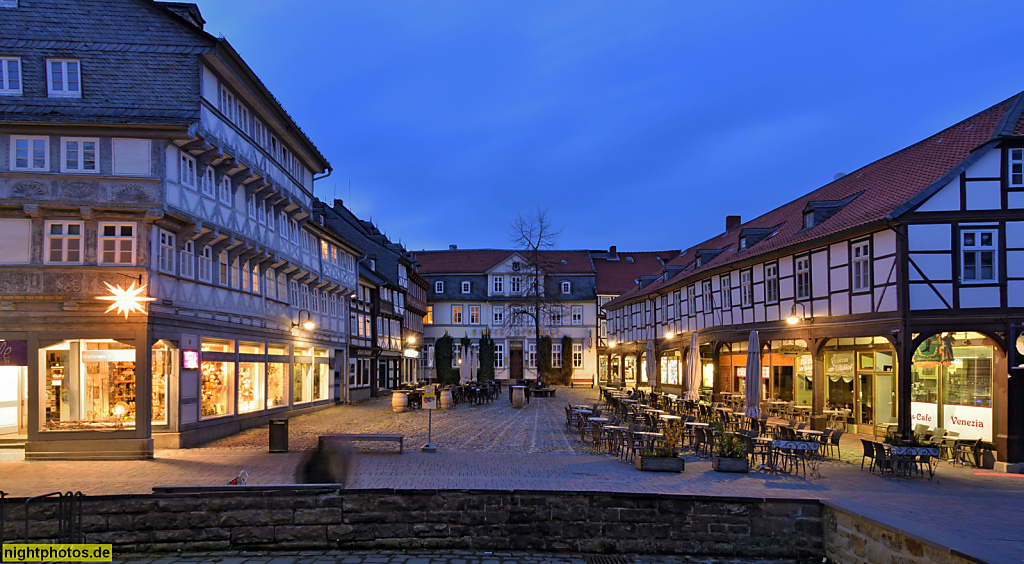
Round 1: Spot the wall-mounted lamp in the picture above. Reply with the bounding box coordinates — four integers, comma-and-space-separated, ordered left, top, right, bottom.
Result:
293, 308, 315, 331
609, 340, 617, 348
786, 302, 811, 325
407, 336, 416, 344
665, 331, 675, 340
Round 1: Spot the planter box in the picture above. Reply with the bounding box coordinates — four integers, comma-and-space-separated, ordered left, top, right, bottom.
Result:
712, 454, 749, 473
635, 455, 684, 472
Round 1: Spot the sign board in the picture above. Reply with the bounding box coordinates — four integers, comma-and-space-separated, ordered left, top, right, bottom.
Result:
826, 352, 854, 377
81, 349, 135, 363
1011, 325, 1024, 369
910, 401, 939, 427
425, 385, 436, 395
0, 340, 28, 366
944, 405, 992, 441
182, 350, 199, 369
797, 355, 814, 378
422, 394, 437, 409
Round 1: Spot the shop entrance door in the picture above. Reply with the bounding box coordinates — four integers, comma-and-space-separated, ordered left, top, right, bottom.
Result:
0, 366, 26, 435
875, 373, 895, 428
509, 346, 524, 380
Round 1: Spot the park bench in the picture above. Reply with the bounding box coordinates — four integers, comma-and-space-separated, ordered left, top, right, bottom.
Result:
532, 388, 556, 398
320, 433, 404, 454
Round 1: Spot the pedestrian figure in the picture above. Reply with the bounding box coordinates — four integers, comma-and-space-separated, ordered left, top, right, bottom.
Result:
296, 438, 356, 487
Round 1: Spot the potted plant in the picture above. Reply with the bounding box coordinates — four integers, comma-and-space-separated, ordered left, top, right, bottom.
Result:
711, 423, 748, 473
635, 423, 685, 472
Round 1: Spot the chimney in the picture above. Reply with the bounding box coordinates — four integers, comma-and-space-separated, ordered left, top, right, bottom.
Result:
726, 215, 741, 232
159, 2, 206, 30
609, 245, 617, 259
333, 199, 344, 210
449, 244, 458, 251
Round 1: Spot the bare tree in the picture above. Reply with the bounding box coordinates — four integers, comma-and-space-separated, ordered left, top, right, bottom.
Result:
507, 208, 565, 380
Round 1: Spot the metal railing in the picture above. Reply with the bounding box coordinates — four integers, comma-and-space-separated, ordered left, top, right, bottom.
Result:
22, 491, 83, 544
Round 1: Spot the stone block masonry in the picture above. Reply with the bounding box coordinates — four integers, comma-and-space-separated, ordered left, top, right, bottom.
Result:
0, 488, 823, 559
824, 502, 978, 564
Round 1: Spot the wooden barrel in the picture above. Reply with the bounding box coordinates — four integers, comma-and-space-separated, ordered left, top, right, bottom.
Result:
439, 388, 454, 409
391, 391, 409, 413
511, 386, 526, 409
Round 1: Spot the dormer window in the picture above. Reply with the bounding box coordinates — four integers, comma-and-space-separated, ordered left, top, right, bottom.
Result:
561, 281, 571, 294
461, 281, 471, 293
626, 257, 634, 263
739, 237, 747, 250
803, 211, 815, 229
47, 59, 81, 98
435, 281, 444, 293
1010, 148, 1024, 187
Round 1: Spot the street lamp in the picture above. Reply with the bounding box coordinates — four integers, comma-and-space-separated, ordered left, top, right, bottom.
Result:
665, 331, 674, 340
293, 308, 315, 331
786, 302, 810, 325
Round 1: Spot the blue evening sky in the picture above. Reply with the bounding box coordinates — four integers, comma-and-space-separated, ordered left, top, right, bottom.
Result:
198, 1, 1024, 252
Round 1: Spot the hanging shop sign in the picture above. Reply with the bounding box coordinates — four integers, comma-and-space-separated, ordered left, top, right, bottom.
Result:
0, 340, 27, 366
182, 350, 200, 369
1011, 325, 1024, 370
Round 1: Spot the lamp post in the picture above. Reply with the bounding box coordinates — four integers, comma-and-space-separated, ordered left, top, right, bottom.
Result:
293, 308, 316, 331
786, 302, 811, 325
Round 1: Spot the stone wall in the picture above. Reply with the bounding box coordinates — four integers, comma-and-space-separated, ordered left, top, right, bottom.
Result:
1, 488, 823, 559
824, 503, 974, 564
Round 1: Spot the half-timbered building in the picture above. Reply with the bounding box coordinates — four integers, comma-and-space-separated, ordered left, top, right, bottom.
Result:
0, 0, 358, 458
603, 92, 1024, 466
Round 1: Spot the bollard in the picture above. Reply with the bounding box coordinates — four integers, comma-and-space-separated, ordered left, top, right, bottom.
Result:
269, 419, 288, 453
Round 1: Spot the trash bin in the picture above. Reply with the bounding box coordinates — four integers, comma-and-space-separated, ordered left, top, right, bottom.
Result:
269, 419, 288, 453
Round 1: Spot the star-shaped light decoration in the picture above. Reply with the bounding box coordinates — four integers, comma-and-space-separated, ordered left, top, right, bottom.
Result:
97, 282, 156, 319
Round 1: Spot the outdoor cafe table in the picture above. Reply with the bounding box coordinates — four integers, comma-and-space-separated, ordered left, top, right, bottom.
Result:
659, 414, 682, 422
887, 445, 941, 478
634, 431, 664, 449
797, 429, 824, 438
772, 440, 820, 477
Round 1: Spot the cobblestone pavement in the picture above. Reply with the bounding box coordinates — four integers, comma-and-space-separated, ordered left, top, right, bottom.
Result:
2, 386, 1023, 563
111, 551, 803, 563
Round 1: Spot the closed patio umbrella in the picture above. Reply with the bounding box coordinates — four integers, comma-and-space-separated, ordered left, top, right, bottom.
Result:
645, 339, 656, 387
744, 330, 762, 419
685, 332, 701, 401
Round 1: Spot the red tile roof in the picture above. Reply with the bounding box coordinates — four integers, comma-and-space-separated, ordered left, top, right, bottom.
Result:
607, 92, 1020, 308
413, 249, 595, 275
592, 250, 681, 295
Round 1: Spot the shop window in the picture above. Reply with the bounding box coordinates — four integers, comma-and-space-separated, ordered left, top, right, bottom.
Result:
151, 341, 174, 425
200, 338, 234, 418
294, 347, 314, 404
238, 342, 265, 414
267, 344, 289, 408
41, 339, 136, 431
314, 348, 330, 401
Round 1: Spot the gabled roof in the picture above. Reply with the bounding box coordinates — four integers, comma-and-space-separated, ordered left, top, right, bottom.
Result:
591, 250, 681, 295
607, 91, 1022, 309
414, 249, 594, 275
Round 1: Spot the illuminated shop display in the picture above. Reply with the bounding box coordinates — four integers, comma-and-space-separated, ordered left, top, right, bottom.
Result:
41, 339, 136, 431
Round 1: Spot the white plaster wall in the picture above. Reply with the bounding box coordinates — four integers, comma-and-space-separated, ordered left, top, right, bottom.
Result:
873, 256, 896, 286
812, 298, 829, 319
779, 257, 793, 277
1007, 250, 1024, 278
830, 242, 848, 264
831, 292, 849, 316
960, 286, 1001, 308
1009, 280, 1024, 307
910, 284, 952, 310
165, 144, 179, 181
916, 178, 960, 212
1009, 192, 1024, 209
831, 265, 849, 292
909, 253, 952, 282
200, 66, 218, 103
875, 286, 897, 312
812, 251, 829, 299
112, 138, 151, 176
965, 180, 1001, 210
873, 230, 897, 256
764, 304, 780, 322
1007, 221, 1024, 248
851, 293, 872, 315
908, 224, 951, 251
968, 147, 1001, 178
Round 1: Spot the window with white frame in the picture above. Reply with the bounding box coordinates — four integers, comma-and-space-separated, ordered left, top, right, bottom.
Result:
180, 240, 195, 279
11, 136, 47, 170
740, 270, 753, 307
492, 306, 503, 325
802, 211, 815, 229
218, 251, 229, 285
199, 167, 214, 197
180, 153, 196, 188
290, 220, 299, 243
231, 258, 241, 289
435, 281, 444, 293
851, 240, 871, 292
469, 305, 480, 324
321, 289, 328, 313
309, 287, 318, 312
572, 343, 583, 368
461, 281, 471, 293
961, 228, 997, 282
494, 343, 505, 368
278, 211, 287, 234
265, 268, 276, 300
492, 275, 503, 293
47, 59, 80, 98
561, 281, 571, 294
1010, 148, 1024, 187
256, 199, 266, 224
218, 176, 232, 204
795, 256, 811, 299
158, 230, 175, 273
571, 305, 583, 325
98, 223, 135, 265
525, 343, 537, 369
687, 284, 697, 313
198, 245, 212, 282
552, 343, 562, 368
0, 57, 21, 95
551, 307, 562, 325
252, 264, 260, 294
219, 85, 236, 122
61, 138, 98, 172
301, 284, 311, 310
288, 280, 300, 306
720, 274, 732, 309
452, 305, 463, 324
278, 273, 288, 303
45, 221, 82, 264
765, 264, 778, 305
510, 275, 522, 293
246, 193, 257, 218
702, 279, 713, 312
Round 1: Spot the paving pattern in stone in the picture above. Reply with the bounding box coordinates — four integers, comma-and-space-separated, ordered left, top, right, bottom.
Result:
2, 386, 1023, 563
